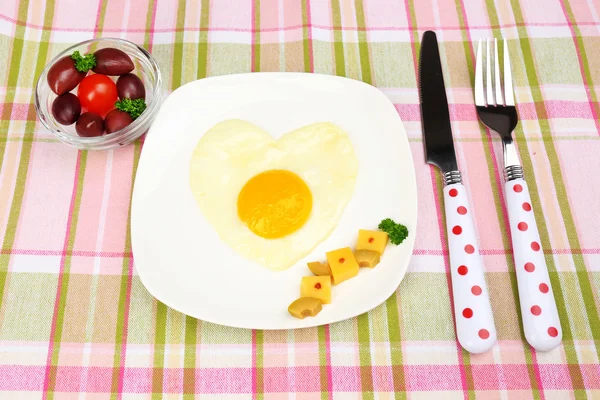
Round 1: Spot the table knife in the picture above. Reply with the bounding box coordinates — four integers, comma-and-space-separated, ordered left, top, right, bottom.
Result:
419, 31, 497, 354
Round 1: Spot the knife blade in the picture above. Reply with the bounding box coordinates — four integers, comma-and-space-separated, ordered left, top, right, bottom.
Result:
419, 30, 458, 174
418, 31, 497, 354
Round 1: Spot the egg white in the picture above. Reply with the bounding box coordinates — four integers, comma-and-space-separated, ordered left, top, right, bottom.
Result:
189, 119, 358, 271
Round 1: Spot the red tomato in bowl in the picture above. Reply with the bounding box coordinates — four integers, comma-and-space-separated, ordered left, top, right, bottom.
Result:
77, 74, 118, 117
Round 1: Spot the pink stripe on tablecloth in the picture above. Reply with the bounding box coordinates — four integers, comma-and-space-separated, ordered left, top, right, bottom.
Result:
41, 151, 82, 399
324, 325, 333, 399
126, 368, 253, 393
0, 366, 46, 390
470, 364, 533, 390
251, 330, 258, 399
0, 249, 132, 257
2, 12, 600, 33
404, 365, 466, 391
262, 366, 322, 392
394, 101, 593, 123
1, 364, 595, 393
147, 1, 158, 53
538, 364, 578, 389
581, 363, 600, 388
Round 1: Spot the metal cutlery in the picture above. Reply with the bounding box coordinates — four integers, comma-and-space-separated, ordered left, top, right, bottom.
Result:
419, 31, 497, 354
475, 39, 562, 351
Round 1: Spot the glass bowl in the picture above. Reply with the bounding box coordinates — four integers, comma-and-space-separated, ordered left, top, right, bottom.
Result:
35, 38, 162, 150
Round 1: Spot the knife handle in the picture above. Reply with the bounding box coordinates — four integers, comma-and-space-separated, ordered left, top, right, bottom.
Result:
444, 183, 497, 354
505, 178, 562, 351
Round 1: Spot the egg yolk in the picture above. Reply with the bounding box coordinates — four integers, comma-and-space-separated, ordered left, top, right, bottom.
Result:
237, 170, 313, 239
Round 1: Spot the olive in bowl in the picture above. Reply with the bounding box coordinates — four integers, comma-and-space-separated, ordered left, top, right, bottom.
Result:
51, 93, 81, 125
76, 112, 105, 137
105, 109, 134, 134
117, 74, 146, 100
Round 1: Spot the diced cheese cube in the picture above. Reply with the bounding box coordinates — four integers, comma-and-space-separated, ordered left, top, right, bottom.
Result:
300, 276, 332, 304
356, 229, 388, 255
326, 247, 359, 285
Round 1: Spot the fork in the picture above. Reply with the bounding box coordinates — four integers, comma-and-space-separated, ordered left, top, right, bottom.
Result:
475, 39, 562, 352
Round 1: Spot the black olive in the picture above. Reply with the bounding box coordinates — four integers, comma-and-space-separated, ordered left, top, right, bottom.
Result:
117, 74, 145, 100
76, 112, 104, 137
51, 93, 81, 125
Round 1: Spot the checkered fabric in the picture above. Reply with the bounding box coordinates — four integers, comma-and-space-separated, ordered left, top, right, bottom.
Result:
1, 0, 599, 398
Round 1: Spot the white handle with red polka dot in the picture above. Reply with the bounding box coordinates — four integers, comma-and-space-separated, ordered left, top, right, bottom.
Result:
444, 183, 497, 354
506, 178, 562, 351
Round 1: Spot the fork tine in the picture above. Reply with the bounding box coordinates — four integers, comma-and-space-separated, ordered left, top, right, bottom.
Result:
504, 40, 515, 106
486, 39, 494, 106
494, 39, 504, 105
475, 39, 485, 106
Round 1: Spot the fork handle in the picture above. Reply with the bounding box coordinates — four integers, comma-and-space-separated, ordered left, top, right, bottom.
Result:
505, 178, 562, 351
444, 183, 497, 354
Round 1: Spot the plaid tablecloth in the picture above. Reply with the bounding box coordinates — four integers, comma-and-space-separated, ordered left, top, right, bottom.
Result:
1, 0, 600, 398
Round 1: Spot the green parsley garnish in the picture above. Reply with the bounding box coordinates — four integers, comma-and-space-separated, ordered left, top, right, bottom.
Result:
115, 98, 147, 119
70, 51, 96, 72
378, 218, 409, 245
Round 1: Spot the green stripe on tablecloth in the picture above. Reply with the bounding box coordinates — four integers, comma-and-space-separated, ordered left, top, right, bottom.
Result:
171, 0, 186, 89
197, 0, 210, 79
511, 0, 600, 366
354, 0, 374, 397
152, 301, 168, 398
355, 0, 372, 85
317, 327, 329, 399
183, 316, 198, 398
301, 0, 312, 74
254, 330, 264, 399
0, 0, 29, 301
386, 293, 406, 398
252, 0, 260, 73
144, 0, 156, 50
330, 0, 345, 77
46, 151, 88, 399
110, 143, 141, 399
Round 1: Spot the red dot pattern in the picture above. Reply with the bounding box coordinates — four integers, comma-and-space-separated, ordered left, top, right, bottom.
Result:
525, 262, 535, 272
449, 187, 495, 342
512, 182, 557, 339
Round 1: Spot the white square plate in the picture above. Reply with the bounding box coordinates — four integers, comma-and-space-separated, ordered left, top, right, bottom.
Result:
131, 73, 417, 329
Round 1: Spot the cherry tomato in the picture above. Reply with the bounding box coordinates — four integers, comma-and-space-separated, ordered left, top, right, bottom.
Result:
77, 74, 118, 117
